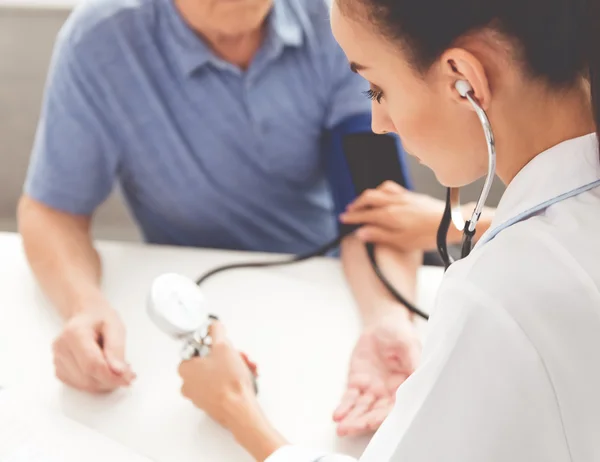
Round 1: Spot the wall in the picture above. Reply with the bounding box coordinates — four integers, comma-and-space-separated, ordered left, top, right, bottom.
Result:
0, 4, 504, 242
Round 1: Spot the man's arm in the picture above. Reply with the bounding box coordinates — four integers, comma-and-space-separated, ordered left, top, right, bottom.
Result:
332, 237, 422, 436
19, 16, 134, 392
18, 196, 134, 392
341, 236, 421, 327
18, 196, 104, 320
320, 24, 423, 436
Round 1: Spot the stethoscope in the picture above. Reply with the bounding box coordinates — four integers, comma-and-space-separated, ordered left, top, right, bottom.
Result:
146, 79, 496, 365
437, 80, 496, 268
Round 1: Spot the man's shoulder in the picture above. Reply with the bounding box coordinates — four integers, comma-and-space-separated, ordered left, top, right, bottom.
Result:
283, 0, 338, 46
58, 0, 157, 57
291, 0, 331, 17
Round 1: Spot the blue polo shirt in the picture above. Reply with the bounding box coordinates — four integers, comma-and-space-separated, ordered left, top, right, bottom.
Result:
25, 0, 372, 253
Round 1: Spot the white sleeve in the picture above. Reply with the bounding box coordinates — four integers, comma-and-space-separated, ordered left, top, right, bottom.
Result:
266, 279, 570, 462
265, 445, 356, 462
360, 279, 571, 462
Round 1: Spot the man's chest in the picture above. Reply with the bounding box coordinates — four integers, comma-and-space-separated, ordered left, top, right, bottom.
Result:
123, 66, 326, 175
112, 65, 331, 218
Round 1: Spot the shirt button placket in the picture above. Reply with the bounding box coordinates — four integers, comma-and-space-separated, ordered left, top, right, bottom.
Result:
243, 75, 265, 150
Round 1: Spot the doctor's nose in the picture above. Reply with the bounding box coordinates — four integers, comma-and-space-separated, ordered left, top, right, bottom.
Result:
371, 106, 396, 135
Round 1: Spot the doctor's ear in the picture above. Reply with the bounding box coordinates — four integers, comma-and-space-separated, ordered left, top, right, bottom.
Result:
441, 48, 492, 110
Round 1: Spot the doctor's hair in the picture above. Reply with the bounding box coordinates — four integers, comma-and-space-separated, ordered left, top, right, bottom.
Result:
338, 0, 600, 153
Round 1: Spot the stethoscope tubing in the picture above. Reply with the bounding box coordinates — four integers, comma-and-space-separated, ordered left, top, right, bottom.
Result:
194, 90, 496, 320
438, 91, 496, 269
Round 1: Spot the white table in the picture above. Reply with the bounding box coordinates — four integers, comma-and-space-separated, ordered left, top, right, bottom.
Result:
0, 232, 443, 461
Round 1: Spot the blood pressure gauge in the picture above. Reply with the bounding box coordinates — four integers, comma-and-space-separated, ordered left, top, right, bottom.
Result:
147, 273, 258, 392
147, 273, 213, 359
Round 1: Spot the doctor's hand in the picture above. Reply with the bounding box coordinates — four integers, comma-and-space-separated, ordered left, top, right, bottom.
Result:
334, 314, 421, 436
52, 306, 135, 393
178, 322, 259, 428
340, 181, 449, 252
179, 322, 287, 461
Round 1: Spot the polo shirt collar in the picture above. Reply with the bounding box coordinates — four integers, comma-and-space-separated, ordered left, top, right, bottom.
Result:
161, 0, 304, 77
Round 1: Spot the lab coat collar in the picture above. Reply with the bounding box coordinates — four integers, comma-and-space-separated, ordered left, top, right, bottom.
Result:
484, 133, 600, 239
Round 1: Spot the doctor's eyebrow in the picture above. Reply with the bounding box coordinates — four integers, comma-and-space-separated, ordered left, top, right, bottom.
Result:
350, 62, 367, 73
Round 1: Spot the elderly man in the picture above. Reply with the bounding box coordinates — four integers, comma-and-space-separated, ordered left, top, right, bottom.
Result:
18, 0, 429, 436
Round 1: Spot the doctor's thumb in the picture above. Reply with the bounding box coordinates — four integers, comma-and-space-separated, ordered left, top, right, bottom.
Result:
380, 180, 406, 194
208, 321, 228, 345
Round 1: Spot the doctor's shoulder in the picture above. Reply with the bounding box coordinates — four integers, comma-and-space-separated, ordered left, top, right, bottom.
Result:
441, 217, 600, 351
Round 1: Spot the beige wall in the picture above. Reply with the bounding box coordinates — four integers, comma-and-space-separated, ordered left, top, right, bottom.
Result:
0, 6, 139, 240
0, 5, 504, 241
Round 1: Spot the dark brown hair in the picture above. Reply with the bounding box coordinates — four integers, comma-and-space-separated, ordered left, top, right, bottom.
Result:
339, 0, 600, 151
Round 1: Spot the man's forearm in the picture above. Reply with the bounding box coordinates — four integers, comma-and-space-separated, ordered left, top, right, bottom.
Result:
18, 196, 106, 319
341, 235, 421, 326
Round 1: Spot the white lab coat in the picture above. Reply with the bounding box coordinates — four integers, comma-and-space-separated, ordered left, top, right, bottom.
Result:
267, 133, 600, 462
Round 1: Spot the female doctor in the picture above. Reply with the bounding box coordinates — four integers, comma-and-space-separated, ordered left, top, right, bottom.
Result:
177, 0, 600, 460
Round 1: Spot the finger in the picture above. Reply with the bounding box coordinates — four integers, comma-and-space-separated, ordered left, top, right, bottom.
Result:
123, 364, 137, 382
333, 387, 360, 422
178, 357, 204, 379
340, 207, 392, 226
180, 380, 195, 400
178, 358, 208, 399
240, 352, 258, 375
355, 225, 402, 246
343, 392, 376, 422
364, 397, 394, 431
336, 393, 376, 435
379, 181, 407, 194
208, 321, 228, 345
178, 358, 193, 377
56, 348, 113, 393
337, 419, 374, 437
68, 330, 126, 388
346, 189, 394, 212
100, 318, 130, 378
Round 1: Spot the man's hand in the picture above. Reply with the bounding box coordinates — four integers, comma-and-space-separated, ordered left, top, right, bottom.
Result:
333, 314, 421, 436
340, 181, 447, 252
52, 306, 135, 393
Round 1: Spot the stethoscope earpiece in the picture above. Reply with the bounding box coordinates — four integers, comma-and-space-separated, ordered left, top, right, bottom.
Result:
455, 79, 473, 98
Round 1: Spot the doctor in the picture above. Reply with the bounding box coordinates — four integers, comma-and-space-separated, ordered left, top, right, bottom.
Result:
177, 0, 600, 460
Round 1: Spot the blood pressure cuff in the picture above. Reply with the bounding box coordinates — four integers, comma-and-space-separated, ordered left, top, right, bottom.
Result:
324, 112, 413, 234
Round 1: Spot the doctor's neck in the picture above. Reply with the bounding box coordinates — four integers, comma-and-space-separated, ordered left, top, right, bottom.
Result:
494, 80, 595, 184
